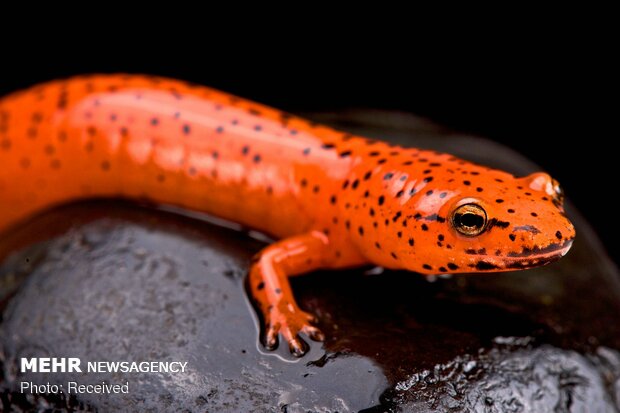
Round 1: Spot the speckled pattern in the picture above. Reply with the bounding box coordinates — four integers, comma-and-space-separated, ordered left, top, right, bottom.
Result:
0, 111, 618, 412
0, 76, 575, 356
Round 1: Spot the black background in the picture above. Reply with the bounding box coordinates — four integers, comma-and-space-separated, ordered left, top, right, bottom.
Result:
1, 35, 616, 265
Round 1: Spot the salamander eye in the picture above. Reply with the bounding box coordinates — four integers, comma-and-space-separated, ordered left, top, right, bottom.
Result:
452, 204, 487, 236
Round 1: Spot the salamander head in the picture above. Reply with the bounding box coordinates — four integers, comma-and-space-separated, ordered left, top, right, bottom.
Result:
349, 158, 575, 274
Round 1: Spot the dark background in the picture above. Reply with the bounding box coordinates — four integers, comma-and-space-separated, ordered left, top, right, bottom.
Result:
1, 37, 616, 265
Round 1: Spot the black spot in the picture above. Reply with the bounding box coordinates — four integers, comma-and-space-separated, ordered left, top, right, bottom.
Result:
378, 196, 385, 205
476, 187, 483, 192
495, 178, 504, 183
397, 231, 402, 238
342, 180, 349, 189
396, 190, 404, 198
182, 124, 191, 135
423, 177, 433, 183
509, 234, 516, 241
489, 219, 510, 229
339, 150, 352, 157
425, 190, 433, 196
384, 173, 394, 180
351, 179, 359, 189
275, 288, 282, 294
531, 212, 538, 217
216, 126, 224, 133
475, 261, 498, 270
363, 171, 372, 180
422, 264, 432, 270
322, 143, 335, 149
150, 117, 159, 126
391, 252, 398, 259
447, 263, 459, 270
508, 209, 515, 214
377, 158, 387, 164
242, 146, 249, 155
345, 220, 351, 229
496, 199, 504, 203
313, 185, 320, 193
257, 282, 265, 290
429, 163, 441, 167
369, 208, 375, 216
303, 147, 311, 156
364, 190, 370, 198
330, 196, 337, 205
253, 154, 261, 163
368, 151, 380, 156
439, 266, 447, 272
409, 188, 417, 196
254, 125, 262, 131
400, 175, 407, 181
101, 161, 111, 171
392, 211, 402, 222
358, 226, 364, 236
438, 234, 444, 241
439, 192, 447, 198
421, 224, 428, 231
408, 238, 414, 246
212, 151, 219, 159
463, 180, 471, 186
375, 242, 381, 249
555, 231, 562, 240
423, 169, 431, 174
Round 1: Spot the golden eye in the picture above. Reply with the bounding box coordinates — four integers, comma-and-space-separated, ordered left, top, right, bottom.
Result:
452, 204, 487, 236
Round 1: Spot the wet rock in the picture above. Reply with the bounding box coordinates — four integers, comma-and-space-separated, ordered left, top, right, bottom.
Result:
1, 111, 619, 412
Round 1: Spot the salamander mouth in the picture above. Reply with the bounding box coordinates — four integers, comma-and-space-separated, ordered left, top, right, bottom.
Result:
468, 239, 574, 271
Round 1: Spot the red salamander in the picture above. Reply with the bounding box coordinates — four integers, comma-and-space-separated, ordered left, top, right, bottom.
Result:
0, 75, 575, 356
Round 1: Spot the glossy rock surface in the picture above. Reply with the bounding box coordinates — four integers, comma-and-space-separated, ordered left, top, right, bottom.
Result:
1, 111, 619, 412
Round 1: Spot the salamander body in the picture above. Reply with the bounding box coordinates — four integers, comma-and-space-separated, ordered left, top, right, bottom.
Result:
0, 75, 575, 355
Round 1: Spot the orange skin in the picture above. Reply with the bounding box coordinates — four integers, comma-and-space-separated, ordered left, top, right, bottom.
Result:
0, 75, 575, 356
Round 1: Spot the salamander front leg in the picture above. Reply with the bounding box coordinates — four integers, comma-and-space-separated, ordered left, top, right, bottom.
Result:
248, 231, 330, 357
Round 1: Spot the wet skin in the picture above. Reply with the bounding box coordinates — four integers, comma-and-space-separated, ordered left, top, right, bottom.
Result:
0, 75, 575, 356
